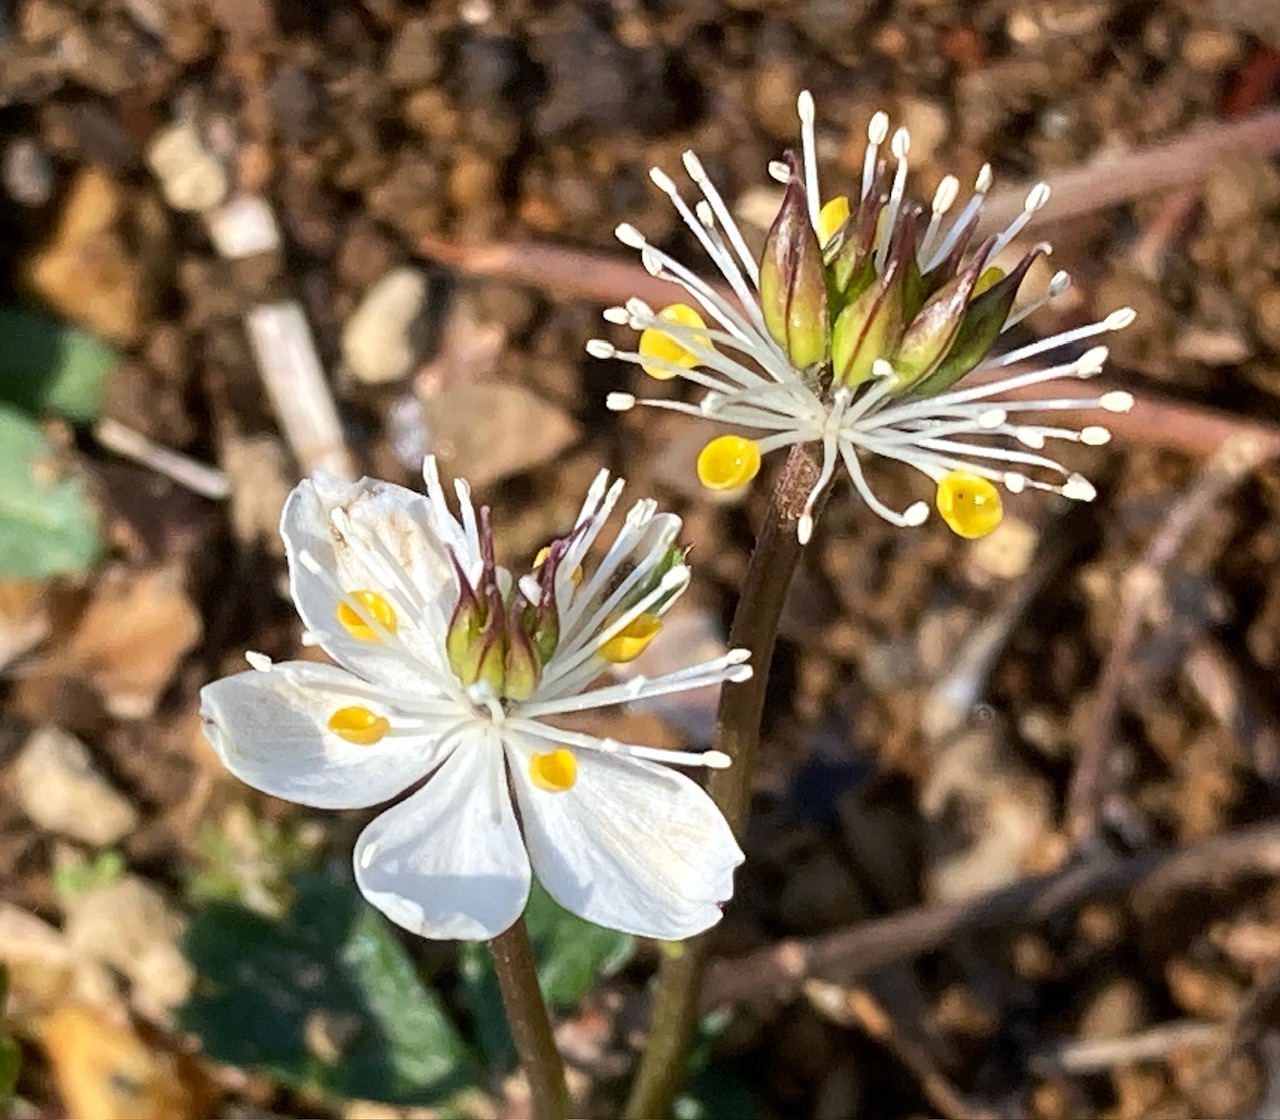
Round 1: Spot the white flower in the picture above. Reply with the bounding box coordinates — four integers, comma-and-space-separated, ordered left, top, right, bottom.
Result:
200, 459, 749, 941
591, 91, 1136, 543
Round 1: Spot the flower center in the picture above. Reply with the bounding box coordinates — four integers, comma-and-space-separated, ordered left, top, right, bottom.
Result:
528, 748, 578, 792
337, 590, 398, 641
327, 706, 390, 745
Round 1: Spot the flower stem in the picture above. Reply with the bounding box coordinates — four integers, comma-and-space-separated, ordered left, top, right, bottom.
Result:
489, 916, 569, 1120
624, 444, 821, 1120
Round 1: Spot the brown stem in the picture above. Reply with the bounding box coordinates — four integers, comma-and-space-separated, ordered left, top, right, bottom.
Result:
488, 917, 569, 1120
623, 445, 821, 1120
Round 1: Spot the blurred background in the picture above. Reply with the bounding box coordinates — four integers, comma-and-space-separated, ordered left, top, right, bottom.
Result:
4, 0, 1280, 1117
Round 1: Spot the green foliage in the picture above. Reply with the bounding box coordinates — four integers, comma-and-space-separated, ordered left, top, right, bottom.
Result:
673, 1010, 757, 1120
0, 965, 18, 1102
186, 807, 323, 918
0, 307, 119, 422
0, 405, 100, 578
459, 881, 635, 1071
180, 871, 474, 1105
52, 849, 126, 900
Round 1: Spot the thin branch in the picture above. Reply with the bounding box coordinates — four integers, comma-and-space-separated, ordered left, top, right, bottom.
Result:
699, 819, 1280, 1010
1030, 1020, 1224, 1076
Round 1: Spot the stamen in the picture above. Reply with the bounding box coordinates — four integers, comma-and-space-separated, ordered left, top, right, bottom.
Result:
683, 149, 762, 286
862, 111, 889, 201
337, 589, 398, 641
328, 706, 391, 746
529, 748, 578, 793
797, 90, 821, 231
1061, 474, 1097, 501
245, 650, 272, 671
599, 612, 663, 663
607, 392, 636, 411
602, 305, 630, 324
1101, 391, 1134, 412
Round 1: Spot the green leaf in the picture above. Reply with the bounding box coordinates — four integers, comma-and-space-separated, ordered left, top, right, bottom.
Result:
0, 1034, 18, 1101
179, 871, 474, 1105
0, 307, 120, 422
0, 405, 100, 579
524, 882, 635, 1008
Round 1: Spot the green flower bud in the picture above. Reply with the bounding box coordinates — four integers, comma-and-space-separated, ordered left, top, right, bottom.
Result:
503, 604, 542, 702
830, 218, 915, 389
912, 243, 1050, 397
759, 154, 829, 371
889, 237, 995, 391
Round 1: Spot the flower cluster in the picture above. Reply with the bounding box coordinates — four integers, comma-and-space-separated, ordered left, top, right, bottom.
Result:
592, 91, 1135, 542
200, 460, 748, 941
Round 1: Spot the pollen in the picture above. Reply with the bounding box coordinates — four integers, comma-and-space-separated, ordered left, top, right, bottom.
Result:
327, 706, 391, 745
529, 748, 578, 793
817, 195, 850, 247
600, 612, 662, 663
337, 590, 398, 641
638, 303, 709, 379
697, 435, 761, 492
935, 471, 1003, 539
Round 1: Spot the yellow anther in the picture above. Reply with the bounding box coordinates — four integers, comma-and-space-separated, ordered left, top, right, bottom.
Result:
337, 590, 398, 641
638, 304, 709, 380
935, 471, 1003, 539
973, 265, 1005, 298
696, 435, 761, 492
600, 612, 662, 664
533, 545, 582, 585
817, 195, 851, 247
327, 706, 391, 746
529, 748, 578, 793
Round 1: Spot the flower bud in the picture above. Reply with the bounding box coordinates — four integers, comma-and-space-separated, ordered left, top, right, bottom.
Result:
503, 604, 542, 701
912, 244, 1050, 396
889, 237, 996, 390
830, 217, 915, 389
758, 153, 829, 370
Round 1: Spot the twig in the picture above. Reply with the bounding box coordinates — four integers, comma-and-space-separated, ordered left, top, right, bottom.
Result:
93, 418, 231, 500
806, 980, 996, 1120
1030, 1020, 1224, 1076
1065, 435, 1270, 847
699, 819, 1280, 1010
243, 301, 356, 479
418, 109, 1280, 306
972, 109, 1280, 237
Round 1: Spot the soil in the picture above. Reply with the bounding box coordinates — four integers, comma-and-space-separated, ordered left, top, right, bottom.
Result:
4, 0, 1280, 1117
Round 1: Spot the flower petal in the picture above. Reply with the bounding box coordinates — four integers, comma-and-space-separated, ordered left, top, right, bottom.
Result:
282, 473, 456, 688
354, 740, 531, 940
200, 663, 446, 809
509, 742, 743, 939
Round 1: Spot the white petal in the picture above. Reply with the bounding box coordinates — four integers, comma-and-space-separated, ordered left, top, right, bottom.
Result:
509, 743, 743, 939
282, 473, 455, 687
200, 664, 448, 809
354, 741, 531, 940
